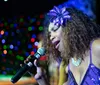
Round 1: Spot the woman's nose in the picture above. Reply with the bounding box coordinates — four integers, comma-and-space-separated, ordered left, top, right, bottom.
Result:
50, 36, 55, 41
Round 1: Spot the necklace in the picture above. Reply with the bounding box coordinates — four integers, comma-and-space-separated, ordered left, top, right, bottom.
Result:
72, 58, 82, 66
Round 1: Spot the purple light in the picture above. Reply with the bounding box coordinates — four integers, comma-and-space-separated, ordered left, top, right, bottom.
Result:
2, 53, 6, 57
10, 44, 14, 49
28, 16, 31, 20
2, 71, 7, 75
34, 41, 39, 46
2, 39, 5, 44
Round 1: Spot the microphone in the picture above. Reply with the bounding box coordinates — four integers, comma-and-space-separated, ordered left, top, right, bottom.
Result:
11, 47, 45, 83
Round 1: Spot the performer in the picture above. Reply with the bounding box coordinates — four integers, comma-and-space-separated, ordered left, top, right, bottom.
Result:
42, 6, 100, 85
24, 6, 100, 85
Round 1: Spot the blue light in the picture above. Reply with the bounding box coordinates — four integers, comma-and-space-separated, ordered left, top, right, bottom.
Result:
28, 44, 32, 49
32, 34, 36, 38
33, 48, 37, 52
63, 0, 96, 19
6, 68, 10, 71
25, 52, 29, 57
32, 26, 35, 30
27, 16, 31, 20
0, 35, 2, 38
14, 46, 18, 51
2, 39, 5, 44
14, 23, 17, 28
31, 18, 36, 22
16, 29, 20, 33
11, 32, 15, 36
8, 19, 12, 23
17, 41, 20, 46
10, 44, 14, 49
5, 32, 8, 36
2, 53, 6, 57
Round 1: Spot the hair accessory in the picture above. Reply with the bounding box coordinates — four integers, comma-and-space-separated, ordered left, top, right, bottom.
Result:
47, 6, 71, 27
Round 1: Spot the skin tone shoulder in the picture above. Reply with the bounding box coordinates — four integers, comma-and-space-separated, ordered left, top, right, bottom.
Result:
92, 38, 100, 68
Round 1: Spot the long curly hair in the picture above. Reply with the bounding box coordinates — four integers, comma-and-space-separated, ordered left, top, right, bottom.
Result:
42, 7, 100, 65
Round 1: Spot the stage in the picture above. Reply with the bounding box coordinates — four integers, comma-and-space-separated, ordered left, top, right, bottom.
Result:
0, 75, 37, 85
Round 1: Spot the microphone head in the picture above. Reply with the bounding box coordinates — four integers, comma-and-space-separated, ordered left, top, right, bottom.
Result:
37, 47, 45, 56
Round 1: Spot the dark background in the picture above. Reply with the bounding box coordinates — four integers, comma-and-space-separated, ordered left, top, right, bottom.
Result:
0, 0, 67, 17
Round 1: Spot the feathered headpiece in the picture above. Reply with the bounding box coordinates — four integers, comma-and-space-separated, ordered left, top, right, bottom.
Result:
47, 6, 71, 27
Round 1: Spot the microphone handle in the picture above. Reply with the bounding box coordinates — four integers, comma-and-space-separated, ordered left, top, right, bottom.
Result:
11, 64, 31, 83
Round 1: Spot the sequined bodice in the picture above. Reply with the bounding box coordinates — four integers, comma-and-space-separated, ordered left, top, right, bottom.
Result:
68, 41, 100, 85
68, 63, 100, 85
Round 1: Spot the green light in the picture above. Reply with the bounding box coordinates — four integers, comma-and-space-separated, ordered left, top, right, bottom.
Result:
3, 45, 7, 49
8, 50, 12, 54
39, 26, 43, 31
4, 22, 8, 26
28, 27, 32, 31
13, 71, 16, 74
15, 62, 18, 65
7, 45, 9, 48
10, 24, 13, 28
20, 18, 24, 22
16, 55, 20, 59
16, 55, 24, 61
20, 56, 24, 61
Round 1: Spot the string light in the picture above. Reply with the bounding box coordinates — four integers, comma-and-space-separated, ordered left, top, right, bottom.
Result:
31, 38, 35, 42
3, 50, 7, 54
1, 30, 4, 35
2, 39, 6, 44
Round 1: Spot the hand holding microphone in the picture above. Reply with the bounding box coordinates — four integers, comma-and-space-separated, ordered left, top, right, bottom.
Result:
11, 47, 45, 83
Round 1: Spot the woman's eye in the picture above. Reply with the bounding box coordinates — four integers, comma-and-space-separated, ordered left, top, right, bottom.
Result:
53, 27, 59, 31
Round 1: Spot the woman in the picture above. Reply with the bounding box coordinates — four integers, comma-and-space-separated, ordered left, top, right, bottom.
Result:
42, 6, 100, 85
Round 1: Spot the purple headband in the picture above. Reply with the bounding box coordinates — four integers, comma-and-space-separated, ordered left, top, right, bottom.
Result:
47, 6, 71, 27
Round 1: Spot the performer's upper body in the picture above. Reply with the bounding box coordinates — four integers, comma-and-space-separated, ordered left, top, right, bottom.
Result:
42, 6, 100, 85
25, 6, 100, 85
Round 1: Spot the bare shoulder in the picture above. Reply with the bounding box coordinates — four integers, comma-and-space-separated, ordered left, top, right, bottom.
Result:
91, 38, 100, 67
92, 38, 100, 45
92, 38, 100, 52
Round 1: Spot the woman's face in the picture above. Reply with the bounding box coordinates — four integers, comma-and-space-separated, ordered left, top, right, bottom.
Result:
48, 22, 64, 52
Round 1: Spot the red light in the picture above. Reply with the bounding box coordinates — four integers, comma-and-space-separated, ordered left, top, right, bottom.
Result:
31, 51, 35, 55
31, 38, 35, 42
40, 14, 44, 18
36, 21, 40, 25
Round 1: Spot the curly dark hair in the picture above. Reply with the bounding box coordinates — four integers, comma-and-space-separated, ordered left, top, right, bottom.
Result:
42, 7, 100, 65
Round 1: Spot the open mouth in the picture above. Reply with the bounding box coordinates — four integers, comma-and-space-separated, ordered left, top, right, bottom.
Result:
54, 41, 60, 49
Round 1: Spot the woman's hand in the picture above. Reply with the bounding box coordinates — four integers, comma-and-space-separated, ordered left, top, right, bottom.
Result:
20, 55, 49, 85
